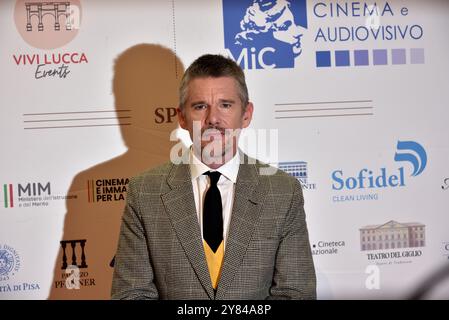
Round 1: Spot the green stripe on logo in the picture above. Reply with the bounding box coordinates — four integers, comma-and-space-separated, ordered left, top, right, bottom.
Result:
4, 184, 8, 208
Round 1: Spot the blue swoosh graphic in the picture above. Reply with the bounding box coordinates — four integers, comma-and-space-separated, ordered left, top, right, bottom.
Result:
394, 141, 427, 176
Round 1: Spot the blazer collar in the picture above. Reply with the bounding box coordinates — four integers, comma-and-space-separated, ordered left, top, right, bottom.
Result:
215, 159, 267, 299
161, 163, 216, 299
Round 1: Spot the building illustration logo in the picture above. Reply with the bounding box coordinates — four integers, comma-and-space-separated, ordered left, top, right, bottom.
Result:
278, 161, 316, 190
54, 239, 97, 289
59, 239, 88, 269
14, 0, 82, 50
223, 0, 308, 69
25, 2, 73, 32
360, 220, 425, 251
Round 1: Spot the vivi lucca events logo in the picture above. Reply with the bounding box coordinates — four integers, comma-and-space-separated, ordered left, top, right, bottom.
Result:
223, 0, 308, 69
331, 140, 427, 202
13, 0, 88, 79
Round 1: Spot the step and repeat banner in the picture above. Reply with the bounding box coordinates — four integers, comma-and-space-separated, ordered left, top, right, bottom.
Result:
1, 0, 448, 299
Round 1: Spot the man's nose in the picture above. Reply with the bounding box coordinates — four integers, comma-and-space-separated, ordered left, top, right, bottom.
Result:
205, 105, 220, 126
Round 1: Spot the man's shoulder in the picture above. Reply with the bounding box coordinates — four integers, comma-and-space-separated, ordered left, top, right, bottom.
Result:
128, 161, 175, 188
251, 159, 304, 201
135, 161, 173, 177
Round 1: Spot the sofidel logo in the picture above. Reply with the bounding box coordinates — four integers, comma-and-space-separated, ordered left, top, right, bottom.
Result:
223, 0, 308, 69
394, 141, 427, 177
332, 141, 427, 202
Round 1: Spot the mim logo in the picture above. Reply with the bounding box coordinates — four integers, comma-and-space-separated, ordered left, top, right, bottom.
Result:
3, 182, 51, 208
332, 141, 427, 190
223, 0, 308, 69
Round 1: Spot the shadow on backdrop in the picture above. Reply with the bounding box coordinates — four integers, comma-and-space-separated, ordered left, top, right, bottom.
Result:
407, 262, 449, 300
48, 44, 184, 299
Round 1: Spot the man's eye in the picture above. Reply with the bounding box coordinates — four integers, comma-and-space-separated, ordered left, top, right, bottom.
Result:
193, 104, 207, 110
222, 103, 232, 108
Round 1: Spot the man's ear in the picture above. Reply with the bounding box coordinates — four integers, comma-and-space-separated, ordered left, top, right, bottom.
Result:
242, 102, 254, 128
177, 107, 187, 130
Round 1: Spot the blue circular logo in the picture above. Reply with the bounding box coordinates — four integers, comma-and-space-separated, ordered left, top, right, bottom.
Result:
0, 245, 20, 278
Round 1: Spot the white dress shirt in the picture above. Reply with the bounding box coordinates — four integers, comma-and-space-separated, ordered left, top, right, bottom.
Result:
189, 149, 240, 251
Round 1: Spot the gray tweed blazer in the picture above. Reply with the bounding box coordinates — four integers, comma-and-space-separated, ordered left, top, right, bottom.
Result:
111, 155, 316, 300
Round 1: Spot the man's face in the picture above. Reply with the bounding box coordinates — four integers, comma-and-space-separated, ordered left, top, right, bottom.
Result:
177, 76, 253, 167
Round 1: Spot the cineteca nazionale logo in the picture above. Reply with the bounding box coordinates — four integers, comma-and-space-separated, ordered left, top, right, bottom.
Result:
13, 0, 88, 79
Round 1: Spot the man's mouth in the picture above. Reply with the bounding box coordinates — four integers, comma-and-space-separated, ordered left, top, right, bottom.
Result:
202, 128, 225, 141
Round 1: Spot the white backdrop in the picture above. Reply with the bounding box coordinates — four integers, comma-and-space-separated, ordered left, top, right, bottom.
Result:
1, 0, 448, 299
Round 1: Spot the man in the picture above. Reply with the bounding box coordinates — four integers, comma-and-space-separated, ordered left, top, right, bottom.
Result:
111, 54, 316, 299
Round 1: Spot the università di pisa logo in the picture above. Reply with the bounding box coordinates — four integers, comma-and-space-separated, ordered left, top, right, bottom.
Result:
0, 245, 40, 293
13, 0, 88, 79
0, 245, 20, 281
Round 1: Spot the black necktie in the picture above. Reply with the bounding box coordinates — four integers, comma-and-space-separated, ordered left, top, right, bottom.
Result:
203, 171, 223, 253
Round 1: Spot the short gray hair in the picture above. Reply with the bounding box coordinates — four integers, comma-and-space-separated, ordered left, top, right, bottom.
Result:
179, 54, 249, 112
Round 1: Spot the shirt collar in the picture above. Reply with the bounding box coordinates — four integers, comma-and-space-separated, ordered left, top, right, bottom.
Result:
189, 148, 240, 183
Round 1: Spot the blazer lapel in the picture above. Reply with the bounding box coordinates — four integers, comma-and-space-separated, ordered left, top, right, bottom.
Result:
160, 163, 215, 299
215, 161, 267, 299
